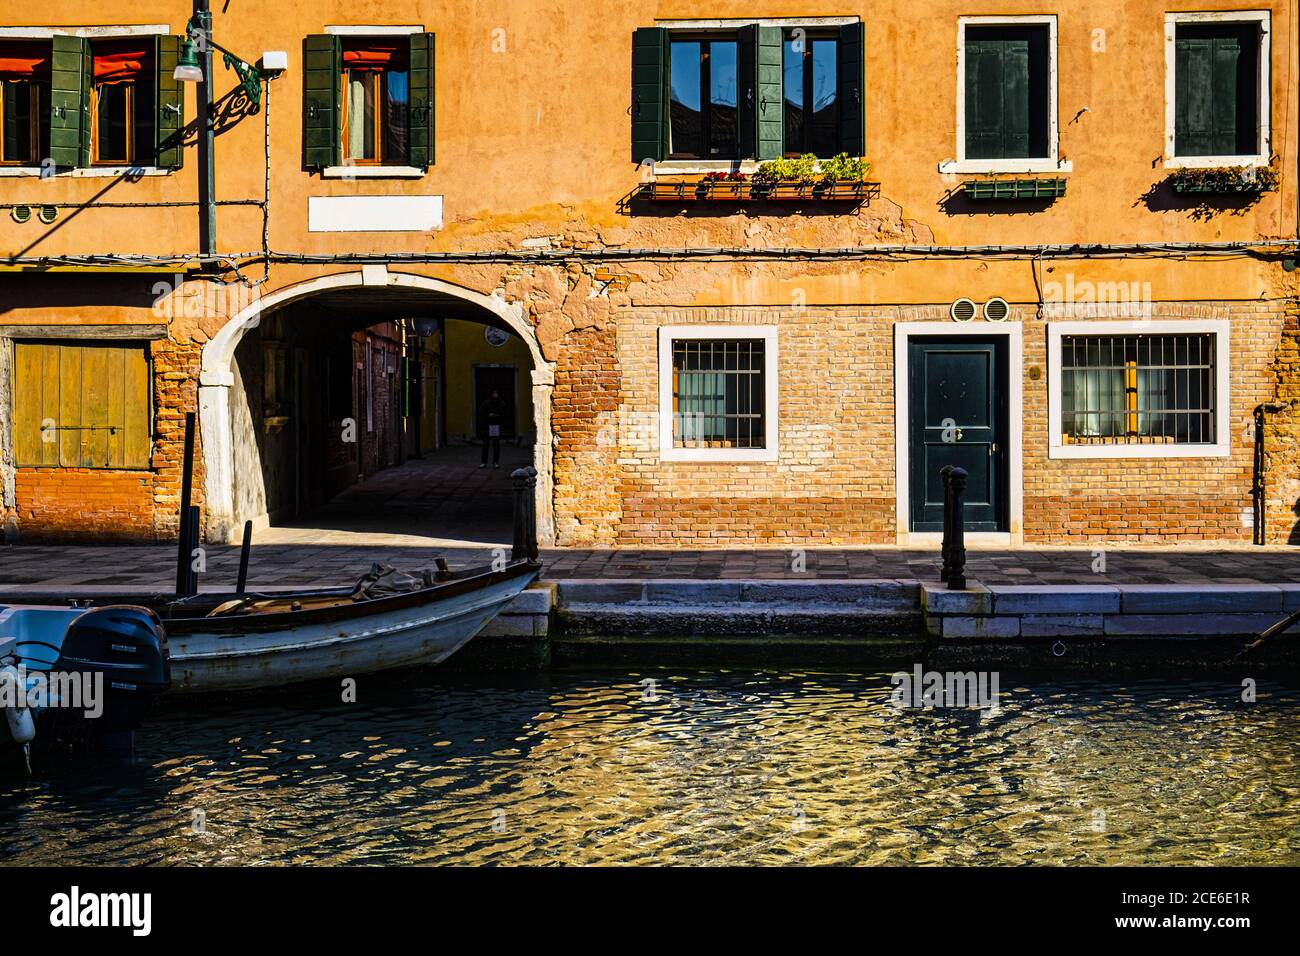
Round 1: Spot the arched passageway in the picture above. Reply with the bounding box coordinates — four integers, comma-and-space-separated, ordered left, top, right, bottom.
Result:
198, 270, 554, 548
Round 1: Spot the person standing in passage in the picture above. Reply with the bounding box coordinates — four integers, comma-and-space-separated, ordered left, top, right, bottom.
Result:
479, 388, 507, 469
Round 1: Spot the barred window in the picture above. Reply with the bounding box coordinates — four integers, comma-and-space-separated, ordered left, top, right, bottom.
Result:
672, 338, 766, 449
1060, 333, 1216, 445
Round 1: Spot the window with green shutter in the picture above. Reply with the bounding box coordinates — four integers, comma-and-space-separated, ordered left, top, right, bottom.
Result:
633, 22, 865, 164
11, 341, 153, 470
302, 32, 435, 171
963, 25, 1050, 160
1174, 23, 1260, 157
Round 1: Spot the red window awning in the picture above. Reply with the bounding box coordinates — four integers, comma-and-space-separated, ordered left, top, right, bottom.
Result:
342, 41, 406, 72
0, 41, 51, 81
93, 39, 151, 84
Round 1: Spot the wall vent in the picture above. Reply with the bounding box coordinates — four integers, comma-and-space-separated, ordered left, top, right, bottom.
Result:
984, 297, 1010, 321
950, 298, 977, 322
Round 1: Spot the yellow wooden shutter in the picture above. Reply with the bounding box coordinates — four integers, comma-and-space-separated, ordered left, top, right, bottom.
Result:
12, 341, 151, 469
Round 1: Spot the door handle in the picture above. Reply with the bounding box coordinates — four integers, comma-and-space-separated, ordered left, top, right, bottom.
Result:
989, 442, 999, 456
955, 428, 963, 441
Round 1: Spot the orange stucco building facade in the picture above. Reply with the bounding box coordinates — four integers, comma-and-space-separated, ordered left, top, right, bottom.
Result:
0, 1, 1297, 547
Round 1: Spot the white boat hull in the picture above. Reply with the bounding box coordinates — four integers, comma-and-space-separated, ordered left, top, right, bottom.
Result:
167, 573, 535, 694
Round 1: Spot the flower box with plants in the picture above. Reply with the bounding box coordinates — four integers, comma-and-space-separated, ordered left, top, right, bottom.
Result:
637, 153, 877, 204
751, 153, 873, 200
1168, 164, 1279, 194
964, 178, 1067, 201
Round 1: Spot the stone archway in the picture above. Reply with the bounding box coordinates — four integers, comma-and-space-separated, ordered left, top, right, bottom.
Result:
198, 267, 555, 544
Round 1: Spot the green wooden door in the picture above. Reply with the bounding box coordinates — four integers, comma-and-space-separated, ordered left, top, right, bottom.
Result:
908, 338, 1007, 532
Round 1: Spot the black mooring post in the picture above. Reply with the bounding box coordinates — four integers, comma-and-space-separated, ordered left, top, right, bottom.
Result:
524, 466, 539, 562
186, 505, 201, 597
939, 465, 954, 582
236, 520, 253, 593
510, 466, 540, 563
947, 467, 968, 591
510, 467, 529, 563
174, 411, 196, 596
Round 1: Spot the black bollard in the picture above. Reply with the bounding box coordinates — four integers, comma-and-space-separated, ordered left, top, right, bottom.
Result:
510, 467, 538, 564
235, 520, 253, 593
947, 467, 968, 591
174, 412, 196, 596
939, 465, 954, 582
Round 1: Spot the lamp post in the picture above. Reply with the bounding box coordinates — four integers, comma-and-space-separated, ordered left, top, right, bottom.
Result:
173, 0, 267, 262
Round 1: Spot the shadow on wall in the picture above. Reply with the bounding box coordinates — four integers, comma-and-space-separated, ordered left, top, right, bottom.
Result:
1134, 178, 1267, 222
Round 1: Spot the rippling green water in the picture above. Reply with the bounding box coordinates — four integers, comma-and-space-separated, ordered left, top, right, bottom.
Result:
2, 669, 1298, 865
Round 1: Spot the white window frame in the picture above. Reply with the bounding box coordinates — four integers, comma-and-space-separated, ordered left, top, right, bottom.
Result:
938, 14, 1071, 175
1047, 319, 1231, 460
658, 325, 779, 463
1163, 11, 1271, 169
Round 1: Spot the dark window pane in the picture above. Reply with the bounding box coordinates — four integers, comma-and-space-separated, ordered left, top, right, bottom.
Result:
809, 38, 839, 155
96, 83, 130, 163
669, 40, 702, 156
1, 80, 33, 163
672, 339, 766, 448
1174, 24, 1259, 156
783, 38, 804, 153
383, 69, 409, 163
1060, 334, 1215, 445
708, 40, 737, 157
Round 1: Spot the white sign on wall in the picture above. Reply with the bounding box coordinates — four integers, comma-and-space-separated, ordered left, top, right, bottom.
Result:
308, 196, 444, 233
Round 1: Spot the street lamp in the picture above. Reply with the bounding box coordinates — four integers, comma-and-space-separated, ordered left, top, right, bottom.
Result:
170, 3, 280, 262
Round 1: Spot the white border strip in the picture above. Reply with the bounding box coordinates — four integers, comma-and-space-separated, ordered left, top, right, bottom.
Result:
0, 25, 168, 38
657, 325, 779, 463
1163, 11, 1271, 169
655, 17, 858, 28
325, 25, 423, 36
1047, 319, 1231, 459
894, 321, 1024, 546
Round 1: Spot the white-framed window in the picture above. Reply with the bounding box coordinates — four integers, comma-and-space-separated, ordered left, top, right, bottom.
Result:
657, 325, 778, 462
1164, 11, 1271, 169
1047, 320, 1230, 459
939, 15, 1070, 175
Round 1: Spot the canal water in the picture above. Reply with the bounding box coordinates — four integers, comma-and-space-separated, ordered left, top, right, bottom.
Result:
2, 669, 1297, 865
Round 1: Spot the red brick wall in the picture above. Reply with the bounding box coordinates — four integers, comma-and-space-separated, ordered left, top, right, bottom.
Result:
14, 469, 155, 543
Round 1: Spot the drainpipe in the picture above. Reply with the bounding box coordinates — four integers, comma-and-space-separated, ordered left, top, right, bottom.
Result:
1253, 401, 1294, 544
195, 0, 217, 260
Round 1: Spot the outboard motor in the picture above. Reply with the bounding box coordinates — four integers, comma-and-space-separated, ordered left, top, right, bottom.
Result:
45, 606, 170, 751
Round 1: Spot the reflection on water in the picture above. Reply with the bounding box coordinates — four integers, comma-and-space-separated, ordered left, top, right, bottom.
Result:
2, 669, 1297, 865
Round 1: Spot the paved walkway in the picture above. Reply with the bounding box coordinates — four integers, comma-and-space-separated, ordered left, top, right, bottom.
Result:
2, 451, 1299, 592
1, 543, 1298, 593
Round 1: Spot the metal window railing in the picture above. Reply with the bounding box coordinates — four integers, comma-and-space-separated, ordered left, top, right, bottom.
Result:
672, 338, 766, 449
1060, 333, 1216, 445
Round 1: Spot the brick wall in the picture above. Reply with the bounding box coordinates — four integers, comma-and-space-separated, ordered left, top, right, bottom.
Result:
544, 300, 1289, 548
14, 469, 154, 543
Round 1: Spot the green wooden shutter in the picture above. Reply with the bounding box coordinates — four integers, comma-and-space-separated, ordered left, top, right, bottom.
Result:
48, 34, 87, 168
409, 32, 435, 169
12, 342, 151, 470
754, 26, 783, 160
838, 22, 865, 157
303, 34, 340, 169
631, 27, 668, 164
155, 34, 185, 169
1000, 35, 1031, 158
738, 26, 757, 159
1175, 26, 1255, 157
964, 28, 1037, 160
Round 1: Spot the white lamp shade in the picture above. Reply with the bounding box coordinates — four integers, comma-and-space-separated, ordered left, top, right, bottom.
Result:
173, 64, 205, 83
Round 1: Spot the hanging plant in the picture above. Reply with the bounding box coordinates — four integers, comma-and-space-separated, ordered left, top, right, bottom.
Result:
1169, 162, 1280, 194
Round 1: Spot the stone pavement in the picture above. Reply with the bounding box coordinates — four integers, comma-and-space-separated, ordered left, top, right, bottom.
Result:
1, 541, 1299, 593
3, 451, 1299, 593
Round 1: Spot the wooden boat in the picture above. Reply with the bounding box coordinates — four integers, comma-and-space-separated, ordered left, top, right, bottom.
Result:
144, 559, 540, 693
